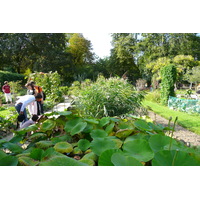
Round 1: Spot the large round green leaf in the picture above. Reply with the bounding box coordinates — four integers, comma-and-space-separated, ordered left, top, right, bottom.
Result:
152, 150, 200, 166
105, 122, 115, 134
90, 137, 117, 156
0, 150, 7, 160
78, 139, 90, 151
30, 148, 45, 161
84, 118, 99, 124
80, 158, 95, 166
82, 152, 98, 162
0, 155, 18, 166
54, 142, 73, 153
149, 134, 178, 153
123, 139, 154, 162
3, 142, 23, 154
99, 117, 111, 127
90, 129, 108, 139
40, 119, 56, 132
35, 140, 54, 149
39, 156, 88, 166
64, 118, 83, 133
124, 133, 149, 144
115, 129, 133, 139
111, 152, 143, 166
134, 119, 152, 131
70, 122, 87, 136
18, 156, 39, 166
98, 149, 121, 166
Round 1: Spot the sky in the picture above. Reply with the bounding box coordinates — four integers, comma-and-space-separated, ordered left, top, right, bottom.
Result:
82, 33, 113, 59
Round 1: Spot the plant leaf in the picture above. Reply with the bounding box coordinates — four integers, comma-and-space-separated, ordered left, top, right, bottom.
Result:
77, 139, 90, 151
90, 129, 108, 139
18, 156, 39, 166
0, 155, 18, 166
30, 148, 45, 161
123, 139, 154, 162
39, 156, 88, 166
111, 152, 143, 166
35, 140, 54, 149
40, 119, 56, 132
70, 122, 87, 136
54, 142, 73, 153
3, 142, 23, 154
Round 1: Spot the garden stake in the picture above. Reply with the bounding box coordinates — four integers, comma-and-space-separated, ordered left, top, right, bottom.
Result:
169, 116, 178, 150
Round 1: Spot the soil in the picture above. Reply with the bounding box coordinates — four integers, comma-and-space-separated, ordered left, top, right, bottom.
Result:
148, 111, 200, 147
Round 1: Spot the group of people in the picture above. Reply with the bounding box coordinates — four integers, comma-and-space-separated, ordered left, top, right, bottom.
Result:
1, 81, 45, 129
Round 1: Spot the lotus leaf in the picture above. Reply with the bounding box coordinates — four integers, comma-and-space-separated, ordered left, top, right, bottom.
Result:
105, 122, 115, 134
0, 155, 18, 166
134, 119, 153, 132
84, 118, 99, 124
3, 142, 23, 154
82, 152, 98, 162
64, 118, 83, 133
72, 147, 83, 155
123, 139, 154, 162
41, 147, 64, 161
99, 117, 111, 127
152, 150, 200, 166
98, 149, 121, 166
30, 148, 45, 161
9, 135, 24, 144
149, 134, 178, 153
40, 119, 56, 132
56, 111, 72, 116
0, 150, 7, 159
54, 142, 73, 153
80, 158, 95, 166
70, 122, 88, 136
111, 138, 123, 148
124, 133, 149, 144
90, 129, 108, 139
29, 133, 47, 141
91, 137, 118, 156
111, 152, 143, 166
18, 156, 39, 166
35, 140, 54, 149
39, 156, 88, 166
78, 139, 90, 151
115, 129, 133, 139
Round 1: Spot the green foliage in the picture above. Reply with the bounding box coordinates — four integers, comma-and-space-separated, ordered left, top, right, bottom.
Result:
0, 70, 25, 87
0, 110, 200, 166
160, 65, 177, 105
75, 76, 145, 118
144, 90, 161, 103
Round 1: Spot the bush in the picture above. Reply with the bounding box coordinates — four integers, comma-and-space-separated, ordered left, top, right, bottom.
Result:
144, 90, 161, 103
160, 65, 177, 105
0, 71, 25, 87
74, 76, 145, 118
59, 86, 69, 96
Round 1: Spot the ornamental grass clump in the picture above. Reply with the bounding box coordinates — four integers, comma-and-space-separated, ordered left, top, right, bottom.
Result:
74, 76, 144, 118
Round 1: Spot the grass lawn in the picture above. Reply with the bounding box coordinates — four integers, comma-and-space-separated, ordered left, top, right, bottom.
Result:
143, 100, 200, 135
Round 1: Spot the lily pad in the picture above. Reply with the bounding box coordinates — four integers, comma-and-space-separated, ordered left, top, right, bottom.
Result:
0, 155, 18, 166
54, 142, 73, 153
123, 139, 154, 162
64, 118, 83, 133
70, 122, 88, 136
35, 140, 54, 149
39, 156, 88, 166
90, 137, 117, 156
40, 119, 56, 132
80, 158, 95, 166
115, 129, 133, 139
99, 117, 111, 127
98, 149, 121, 166
111, 152, 143, 166
82, 152, 98, 162
134, 119, 153, 132
18, 156, 39, 166
77, 139, 90, 151
90, 129, 108, 139
152, 150, 200, 166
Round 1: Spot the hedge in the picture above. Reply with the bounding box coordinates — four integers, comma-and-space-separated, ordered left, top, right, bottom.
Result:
0, 71, 25, 87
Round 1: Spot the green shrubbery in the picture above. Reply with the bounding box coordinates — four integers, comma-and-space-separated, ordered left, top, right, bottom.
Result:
160, 65, 177, 105
144, 90, 161, 103
0, 71, 25, 87
74, 76, 145, 118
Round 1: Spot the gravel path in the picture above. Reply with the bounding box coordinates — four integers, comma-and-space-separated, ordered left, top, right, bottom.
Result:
148, 111, 200, 146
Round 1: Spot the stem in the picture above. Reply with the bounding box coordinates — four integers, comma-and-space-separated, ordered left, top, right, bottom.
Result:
172, 150, 179, 166
169, 116, 178, 150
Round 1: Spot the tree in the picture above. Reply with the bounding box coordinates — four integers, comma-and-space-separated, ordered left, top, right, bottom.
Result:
109, 33, 140, 83
184, 66, 200, 89
160, 65, 177, 105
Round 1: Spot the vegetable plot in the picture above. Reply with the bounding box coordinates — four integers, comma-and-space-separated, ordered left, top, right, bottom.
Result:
0, 111, 200, 166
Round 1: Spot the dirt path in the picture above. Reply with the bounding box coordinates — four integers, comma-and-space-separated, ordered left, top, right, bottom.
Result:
148, 111, 200, 146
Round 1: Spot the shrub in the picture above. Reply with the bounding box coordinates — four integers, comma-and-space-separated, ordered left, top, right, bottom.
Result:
74, 76, 145, 118
160, 65, 177, 105
59, 86, 69, 96
144, 90, 161, 103
0, 71, 25, 87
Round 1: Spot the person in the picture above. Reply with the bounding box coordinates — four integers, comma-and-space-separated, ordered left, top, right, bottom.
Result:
25, 83, 38, 115
15, 94, 41, 124
2, 81, 12, 104
29, 81, 44, 115
19, 114, 39, 129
